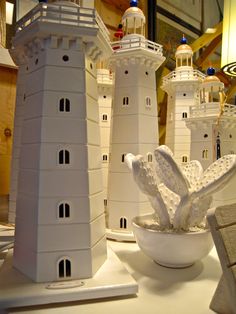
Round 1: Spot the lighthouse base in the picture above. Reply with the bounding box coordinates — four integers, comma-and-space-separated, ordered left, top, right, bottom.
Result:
0, 247, 138, 309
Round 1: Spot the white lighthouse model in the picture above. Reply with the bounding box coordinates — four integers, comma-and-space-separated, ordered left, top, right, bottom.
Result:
97, 67, 114, 224
185, 67, 236, 206
107, 0, 165, 241
12, 0, 112, 282
162, 36, 205, 164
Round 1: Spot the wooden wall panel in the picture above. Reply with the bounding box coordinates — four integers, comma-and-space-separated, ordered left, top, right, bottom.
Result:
0, 66, 17, 195
0, 0, 6, 47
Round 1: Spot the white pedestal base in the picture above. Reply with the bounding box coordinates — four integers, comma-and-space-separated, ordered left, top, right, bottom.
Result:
0, 246, 138, 309
106, 229, 135, 242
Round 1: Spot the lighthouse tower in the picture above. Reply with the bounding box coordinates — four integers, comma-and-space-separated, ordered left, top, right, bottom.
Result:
162, 36, 205, 164
97, 67, 114, 225
107, 0, 165, 240
185, 67, 236, 205
12, 0, 112, 282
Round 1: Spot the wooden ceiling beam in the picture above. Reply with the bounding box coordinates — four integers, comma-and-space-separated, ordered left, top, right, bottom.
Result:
190, 21, 222, 53
201, 59, 221, 70
195, 34, 222, 68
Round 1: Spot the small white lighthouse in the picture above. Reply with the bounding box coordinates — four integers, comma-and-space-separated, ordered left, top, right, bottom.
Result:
162, 36, 205, 164
107, 0, 165, 240
97, 67, 114, 225
12, 0, 112, 282
185, 67, 236, 206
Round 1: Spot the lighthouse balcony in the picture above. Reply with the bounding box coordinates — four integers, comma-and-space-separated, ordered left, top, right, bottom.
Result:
162, 69, 205, 86
97, 69, 114, 85
14, 2, 110, 56
111, 36, 163, 56
189, 103, 236, 118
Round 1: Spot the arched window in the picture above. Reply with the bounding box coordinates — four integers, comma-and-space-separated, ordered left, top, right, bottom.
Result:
59, 150, 70, 164
182, 155, 188, 163
58, 258, 71, 278
147, 153, 152, 162
146, 97, 151, 107
121, 154, 126, 162
59, 203, 70, 218
182, 112, 188, 119
59, 98, 70, 112
123, 97, 129, 106
120, 217, 127, 229
102, 154, 108, 162
102, 114, 108, 121
202, 149, 208, 159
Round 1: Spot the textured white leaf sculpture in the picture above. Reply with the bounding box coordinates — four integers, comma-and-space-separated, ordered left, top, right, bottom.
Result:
181, 160, 203, 190
154, 146, 190, 198
126, 145, 236, 231
125, 154, 171, 228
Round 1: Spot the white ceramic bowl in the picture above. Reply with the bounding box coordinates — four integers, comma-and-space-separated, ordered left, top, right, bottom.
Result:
132, 214, 214, 268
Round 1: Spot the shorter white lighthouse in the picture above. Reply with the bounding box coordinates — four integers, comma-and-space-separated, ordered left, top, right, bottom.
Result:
97, 67, 114, 225
162, 36, 205, 164
185, 67, 236, 206
107, 0, 165, 241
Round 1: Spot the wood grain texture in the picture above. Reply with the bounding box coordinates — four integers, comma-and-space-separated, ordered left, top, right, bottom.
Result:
207, 205, 236, 314
0, 0, 6, 47
215, 204, 236, 228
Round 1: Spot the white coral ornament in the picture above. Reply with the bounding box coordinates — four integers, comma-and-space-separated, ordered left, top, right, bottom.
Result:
125, 146, 236, 231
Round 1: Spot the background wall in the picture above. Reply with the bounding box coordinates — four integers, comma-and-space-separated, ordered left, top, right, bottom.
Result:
0, 66, 17, 195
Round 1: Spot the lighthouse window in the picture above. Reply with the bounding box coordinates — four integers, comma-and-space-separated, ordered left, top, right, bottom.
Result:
147, 153, 153, 162
58, 258, 71, 278
59, 98, 70, 112
122, 154, 126, 162
62, 55, 69, 62
146, 97, 151, 107
202, 149, 208, 159
102, 114, 108, 121
123, 97, 129, 106
182, 155, 188, 163
104, 199, 108, 206
35, 58, 38, 65
58, 203, 70, 218
182, 112, 188, 119
90, 63, 93, 69
103, 95, 107, 99
102, 154, 108, 162
120, 217, 127, 229
230, 134, 232, 138
183, 93, 187, 97
204, 134, 208, 138
124, 70, 128, 75
145, 71, 149, 76
59, 150, 70, 164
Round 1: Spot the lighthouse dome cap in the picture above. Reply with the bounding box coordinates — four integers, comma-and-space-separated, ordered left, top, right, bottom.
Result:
122, 0, 145, 26
175, 35, 193, 56
203, 67, 220, 82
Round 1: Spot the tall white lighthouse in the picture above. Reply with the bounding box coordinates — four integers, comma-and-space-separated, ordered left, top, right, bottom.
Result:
161, 36, 205, 164
185, 67, 236, 206
107, 0, 165, 241
12, 0, 112, 282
